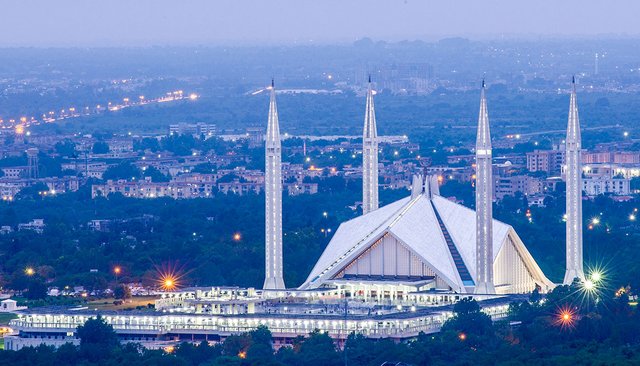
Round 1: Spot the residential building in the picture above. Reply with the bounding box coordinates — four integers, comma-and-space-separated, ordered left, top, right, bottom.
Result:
526, 149, 565, 174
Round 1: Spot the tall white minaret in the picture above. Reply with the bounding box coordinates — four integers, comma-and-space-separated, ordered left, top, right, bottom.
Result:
475, 80, 495, 294
362, 75, 379, 214
263, 80, 285, 290
563, 77, 584, 285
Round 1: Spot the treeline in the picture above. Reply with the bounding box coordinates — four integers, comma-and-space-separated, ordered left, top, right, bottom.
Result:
2, 178, 640, 293
0, 177, 406, 292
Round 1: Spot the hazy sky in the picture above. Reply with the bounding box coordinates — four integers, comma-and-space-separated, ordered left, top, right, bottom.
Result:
1, 0, 639, 46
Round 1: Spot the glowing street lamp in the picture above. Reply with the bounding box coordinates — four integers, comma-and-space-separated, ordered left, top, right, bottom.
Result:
583, 279, 595, 291
233, 233, 241, 241
25, 267, 35, 276
162, 277, 176, 291
113, 266, 122, 284
556, 307, 576, 328
155, 262, 185, 292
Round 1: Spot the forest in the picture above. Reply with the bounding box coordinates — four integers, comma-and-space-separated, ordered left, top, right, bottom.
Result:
0, 174, 639, 300
1, 167, 639, 291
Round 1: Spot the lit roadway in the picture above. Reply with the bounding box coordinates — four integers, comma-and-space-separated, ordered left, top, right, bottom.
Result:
503, 124, 623, 140
0, 90, 199, 134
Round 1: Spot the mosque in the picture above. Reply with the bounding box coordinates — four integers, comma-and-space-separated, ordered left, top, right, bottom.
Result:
270, 79, 556, 297
6, 79, 586, 350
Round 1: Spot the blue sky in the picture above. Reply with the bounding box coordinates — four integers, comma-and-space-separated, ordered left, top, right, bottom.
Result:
1, 0, 639, 46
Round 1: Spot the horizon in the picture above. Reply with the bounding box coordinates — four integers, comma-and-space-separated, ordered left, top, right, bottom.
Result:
2, 0, 640, 47
2, 34, 640, 49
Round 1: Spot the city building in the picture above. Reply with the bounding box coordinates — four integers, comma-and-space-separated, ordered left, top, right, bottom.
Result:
285, 182, 319, 196
1, 166, 28, 179
92, 177, 216, 199
582, 176, 630, 196
526, 149, 565, 174
582, 151, 640, 164
18, 219, 45, 233
169, 123, 217, 137
494, 175, 543, 200
246, 127, 265, 148
217, 180, 262, 196
106, 138, 134, 153
0, 176, 79, 201
87, 219, 113, 232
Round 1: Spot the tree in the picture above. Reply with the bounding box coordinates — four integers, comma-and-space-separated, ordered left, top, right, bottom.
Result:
15, 182, 49, 201
222, 333, 251, 357
246, 325, 275, 364
103, 162, 142, 180
441, 298, 494, 338
143, 166, 170, 182
55, 140, 77, 157
92, 141, 110, 154
25, 278, 48, 300
298, 330, 341, 366
76, 315, 119, 361
631, 177, 640, 191
113, 284, 132, 299
175, 340, 221, 366
77, 315, 118, 347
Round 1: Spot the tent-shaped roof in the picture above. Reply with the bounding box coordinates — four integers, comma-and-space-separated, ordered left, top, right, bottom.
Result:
299, 191, 552, 292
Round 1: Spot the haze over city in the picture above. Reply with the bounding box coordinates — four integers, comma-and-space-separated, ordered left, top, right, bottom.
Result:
2, 1, 640, 46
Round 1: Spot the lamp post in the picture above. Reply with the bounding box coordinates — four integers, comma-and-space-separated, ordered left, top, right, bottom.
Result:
113, 266, 122, 285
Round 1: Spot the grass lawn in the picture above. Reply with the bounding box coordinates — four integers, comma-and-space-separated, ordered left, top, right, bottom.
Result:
0, 313, 17, 325
86, 296, 159, 311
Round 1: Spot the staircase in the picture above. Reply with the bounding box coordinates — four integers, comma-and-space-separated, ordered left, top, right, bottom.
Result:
431, 202, 474, 286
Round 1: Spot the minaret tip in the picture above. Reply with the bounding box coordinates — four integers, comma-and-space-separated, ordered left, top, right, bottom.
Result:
482, 78, 485, 89
271, 78, 275, 88
362, 72, 379, 214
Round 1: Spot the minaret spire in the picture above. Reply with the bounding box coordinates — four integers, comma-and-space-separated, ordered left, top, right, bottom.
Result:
563, 77, 584, 285
263, 80, 285, 290
362, 75, 379, 214
475, 80, 495, 294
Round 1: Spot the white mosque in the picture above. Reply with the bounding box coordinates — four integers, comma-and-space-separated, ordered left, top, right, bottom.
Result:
7, 78, 587, 350
299, 80, 554, 296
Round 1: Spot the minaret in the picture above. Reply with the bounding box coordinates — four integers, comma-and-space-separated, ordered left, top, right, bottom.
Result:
263, 79, 286, 290
475, 80, 495, 294
563, 77, 584, 285
362, 75, 379, 214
